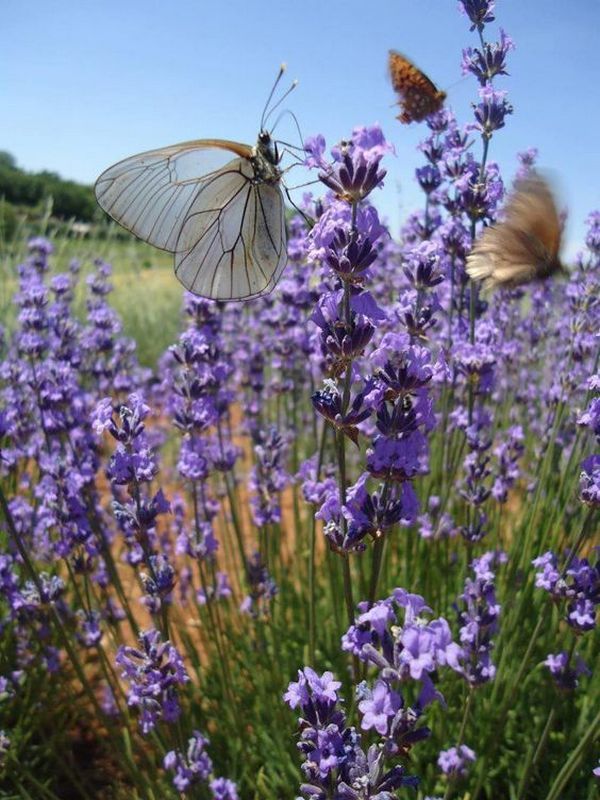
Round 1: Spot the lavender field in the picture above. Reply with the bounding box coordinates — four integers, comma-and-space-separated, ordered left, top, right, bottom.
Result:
1, 1, 599, 799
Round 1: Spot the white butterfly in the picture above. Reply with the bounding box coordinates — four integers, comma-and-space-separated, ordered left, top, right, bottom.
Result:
95, 71, 294, 301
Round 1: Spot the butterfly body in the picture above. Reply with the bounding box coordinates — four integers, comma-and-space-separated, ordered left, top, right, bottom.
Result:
250, 131, 282, 184
388, 50, 446, 124
466, 174, 564, 289
95, 131, 287, 301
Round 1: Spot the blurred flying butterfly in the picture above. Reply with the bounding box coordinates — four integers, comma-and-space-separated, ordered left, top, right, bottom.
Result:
95, 67, 296, 301
466, 173, 565, 289
388, 51, 446, 124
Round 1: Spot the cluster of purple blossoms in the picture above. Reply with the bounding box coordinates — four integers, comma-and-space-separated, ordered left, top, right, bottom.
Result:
470, 85, 513, 140
240, 552, 277, 619
533, 549, 599, 689
304, 126, 431, 554
1, 241, 98, 553
454, 551, 505, 686
462, 28, 514, 85
166, 303, 235, 472
532, 551, 599, 634
197, 570, 232, 606
417, 496, 457, 541
459, 0, 495, 31
491, 425, 524, 502
438, 744, 476, 777
0, 239, 156, 684
93, 393, 173, 601
163, 730, 240, 797
82, 260, 149, 395
248, 427, 289, 527
161, 295, 239, 606
454, 381, 494, 544
398, 241, 445, 341
116, 628, 188, 734
542, 652, 590, 692
578, 376, 600, 507
0, 552, 65, 673
306, 147, 440, 550
284, 666, 418, 799
342, 589, 463, 747
578, 455, 600, 508
164, 730, 212, 792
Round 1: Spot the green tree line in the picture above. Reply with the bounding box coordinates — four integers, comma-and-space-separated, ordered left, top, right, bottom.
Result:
0, 150, 97, 222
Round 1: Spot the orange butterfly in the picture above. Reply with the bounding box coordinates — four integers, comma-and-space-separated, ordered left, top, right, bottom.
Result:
466, 174, 565, 289
388, 51, 446, 124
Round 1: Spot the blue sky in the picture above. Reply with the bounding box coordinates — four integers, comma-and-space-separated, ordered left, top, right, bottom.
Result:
2, 0, 599, 258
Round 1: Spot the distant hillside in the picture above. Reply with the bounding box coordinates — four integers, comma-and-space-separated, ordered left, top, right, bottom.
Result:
0, 151, 98, 223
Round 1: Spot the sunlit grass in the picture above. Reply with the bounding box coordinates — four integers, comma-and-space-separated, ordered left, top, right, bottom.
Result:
0, 226, 182, 366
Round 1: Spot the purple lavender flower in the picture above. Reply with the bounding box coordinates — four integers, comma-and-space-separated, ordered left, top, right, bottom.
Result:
312, 382, 371, 446
164, 730, 212, 792
317, 133, 387, 205
285, 667, 418, 797
323, 227, 378, 285
492, 425, 524, 502
76, 610, 102, 648
462, 29, 514, 84
140, 554, 176, 614
578, 397, 600, 442
471, 86, 513, 139
342, 588, 462, 747
116, 629, 188, 734
357, 679, 402, 736
533, 550, 600, 633
515, 147, 538, 179
438, 744, 476, 776
27, 236, 54, 257
210, 777, 239, 800
416, 165, 442, 196
580, 455, 600, 506
284, 666, 342, 713
240, 552, 277, 618
0, 731, 9, 766
543, 652, 590, 691
248, 427, 289, 527
459, 0, 495, 31
455, 551, 504, 685
197, 572, 232, 605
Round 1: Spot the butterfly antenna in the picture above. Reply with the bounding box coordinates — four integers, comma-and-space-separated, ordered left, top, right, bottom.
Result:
284, 177, 321, 190
444, 75, 469, 92
270, 108, 305, 153
263, 80, 299, 130
260, 63, 288, 131
276, 140, 306, 153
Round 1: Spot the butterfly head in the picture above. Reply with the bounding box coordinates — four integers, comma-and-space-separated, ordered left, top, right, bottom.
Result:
252, 131, 282, 184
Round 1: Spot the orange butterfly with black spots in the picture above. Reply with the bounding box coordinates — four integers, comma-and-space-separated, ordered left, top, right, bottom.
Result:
388, 51, 446, 124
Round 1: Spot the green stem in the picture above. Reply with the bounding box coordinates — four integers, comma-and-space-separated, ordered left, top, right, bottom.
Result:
368, 536, 385, 606
516, 707, 556, 800
543, 705, 600, 800
309, 422, 329, 664
473, 610, 548, 799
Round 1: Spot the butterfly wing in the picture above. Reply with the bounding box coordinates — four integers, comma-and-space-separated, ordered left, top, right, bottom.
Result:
95, 139, 287, 301
388, 51, 446, 124
504, 175, 562, 259
174, 159, 287, 301
95, 139, 254, 252
466, 174, 563, 288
